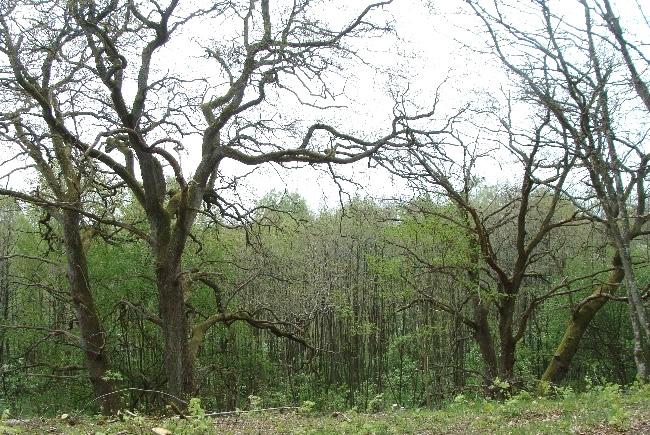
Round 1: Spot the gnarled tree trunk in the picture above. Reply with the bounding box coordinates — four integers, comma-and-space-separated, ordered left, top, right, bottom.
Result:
156, 258, 193, 401
473, 302, 498, 388
62, 209, 120, 414
498, 295, 517, 384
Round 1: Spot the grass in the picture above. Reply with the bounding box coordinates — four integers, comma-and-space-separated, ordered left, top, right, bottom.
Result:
2, 383, 650, 434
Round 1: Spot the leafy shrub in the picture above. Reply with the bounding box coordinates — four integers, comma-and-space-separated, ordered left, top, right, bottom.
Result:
247, 395, 262, 410
367, 393, 385, 413
299, 400, 316, 415
188, 398, 206, 418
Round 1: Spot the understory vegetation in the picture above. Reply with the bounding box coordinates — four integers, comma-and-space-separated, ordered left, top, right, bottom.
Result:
2, 383, 650, 434
0, 194, 647, 416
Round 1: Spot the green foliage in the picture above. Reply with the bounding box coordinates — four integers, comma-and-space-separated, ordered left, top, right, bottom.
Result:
367, 393, 385, 413
6, 385, 650, 434
299, 400, 316, 415
188, 398, 206, 419
247, 395, 262, 411
0, 194, 642, 415
489, 377, 512, 398
100, 370, 124, 382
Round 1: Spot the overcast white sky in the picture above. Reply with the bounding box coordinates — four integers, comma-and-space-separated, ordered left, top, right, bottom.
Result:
1, 0, 648, 212
232, 0, 650, 211
211, 0, 503, 211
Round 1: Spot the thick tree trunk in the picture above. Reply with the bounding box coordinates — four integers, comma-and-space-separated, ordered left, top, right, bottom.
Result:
498, 297, 516, 384
466, 238, 500, 392
473, 303, 498, 388
157, 260, 193, 401
145, 181, 206, 401
540, 253, 624, 386
62, 210, 120, 414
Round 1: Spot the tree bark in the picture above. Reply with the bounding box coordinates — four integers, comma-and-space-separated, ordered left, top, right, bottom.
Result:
617, 244, 650, 380
540, 253, 624, 386
157, 258, 193, 401
473, 302, 498, 387
498, 295, 516, 385
62, 209, 120, 414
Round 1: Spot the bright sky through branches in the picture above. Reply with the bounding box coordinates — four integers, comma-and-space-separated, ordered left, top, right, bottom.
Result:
0, 0, 647, 211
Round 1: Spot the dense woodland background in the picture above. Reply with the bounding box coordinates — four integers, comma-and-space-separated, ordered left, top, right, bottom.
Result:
0, 0, 649, 417
0, 192, 646, 413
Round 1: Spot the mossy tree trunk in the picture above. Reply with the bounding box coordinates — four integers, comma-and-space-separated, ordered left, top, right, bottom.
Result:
541, 253, 624, 386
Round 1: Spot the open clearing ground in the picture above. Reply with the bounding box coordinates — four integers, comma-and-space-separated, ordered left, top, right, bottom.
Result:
2, 384, 650, 434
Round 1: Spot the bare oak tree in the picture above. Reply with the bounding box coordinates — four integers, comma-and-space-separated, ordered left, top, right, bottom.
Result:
467, 0, 650, 381
0, 0, 409, 400
378, 94, 584, 390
